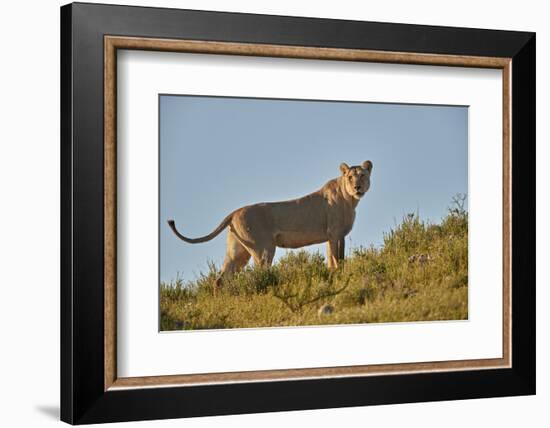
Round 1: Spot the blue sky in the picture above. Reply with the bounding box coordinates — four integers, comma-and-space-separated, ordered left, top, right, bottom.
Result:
160, 95, 467, 283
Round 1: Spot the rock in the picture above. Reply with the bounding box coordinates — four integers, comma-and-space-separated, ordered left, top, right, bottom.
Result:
318, 303, 334, 316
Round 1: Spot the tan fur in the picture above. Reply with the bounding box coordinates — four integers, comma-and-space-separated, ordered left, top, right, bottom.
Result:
168, 160, 373, 289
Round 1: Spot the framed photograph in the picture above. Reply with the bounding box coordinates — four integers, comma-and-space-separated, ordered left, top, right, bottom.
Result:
61, 2, 535, 424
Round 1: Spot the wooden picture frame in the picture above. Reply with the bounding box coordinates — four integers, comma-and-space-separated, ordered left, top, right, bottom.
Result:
61, 2, 535, 424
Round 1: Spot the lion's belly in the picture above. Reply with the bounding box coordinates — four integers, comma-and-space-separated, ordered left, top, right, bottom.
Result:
274, 231, 328, 249
269, 199, 328, 248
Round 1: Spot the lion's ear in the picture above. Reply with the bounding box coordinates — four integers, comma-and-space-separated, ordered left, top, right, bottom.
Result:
362, 160, 373, 173
339, 163, 350, 174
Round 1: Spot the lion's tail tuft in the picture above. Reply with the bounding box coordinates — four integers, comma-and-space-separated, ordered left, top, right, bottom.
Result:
167, 212, 234, 244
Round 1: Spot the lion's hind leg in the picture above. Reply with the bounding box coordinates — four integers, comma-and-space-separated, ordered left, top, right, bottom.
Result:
249, 246, 276, 268
215, 231, 251, 293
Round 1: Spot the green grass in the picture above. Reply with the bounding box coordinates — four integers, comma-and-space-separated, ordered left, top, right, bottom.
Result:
160, 196, 468, 330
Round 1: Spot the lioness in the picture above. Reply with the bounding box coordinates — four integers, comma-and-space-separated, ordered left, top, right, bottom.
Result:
168, 160, 372, 288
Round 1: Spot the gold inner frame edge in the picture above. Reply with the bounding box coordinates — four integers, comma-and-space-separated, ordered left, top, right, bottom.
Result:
104, 36, 512, 391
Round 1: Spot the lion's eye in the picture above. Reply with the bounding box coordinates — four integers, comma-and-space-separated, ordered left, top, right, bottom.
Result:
348, 176, 353, 181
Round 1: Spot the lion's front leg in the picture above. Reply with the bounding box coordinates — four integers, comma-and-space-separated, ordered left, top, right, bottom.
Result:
337, 237, 345, 260
327, 238, 344, 269
326, 241, 336, 269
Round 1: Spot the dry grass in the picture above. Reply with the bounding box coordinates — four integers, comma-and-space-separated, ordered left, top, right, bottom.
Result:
160, 196, 468, 330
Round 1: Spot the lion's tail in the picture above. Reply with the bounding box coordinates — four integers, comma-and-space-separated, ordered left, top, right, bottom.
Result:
167, 212, 234, 244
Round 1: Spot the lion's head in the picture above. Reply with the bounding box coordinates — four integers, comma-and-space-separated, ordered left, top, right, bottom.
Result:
339, 160, 373, 200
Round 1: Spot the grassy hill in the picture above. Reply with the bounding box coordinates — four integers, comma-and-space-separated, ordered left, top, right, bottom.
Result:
160, 196, 468, 330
